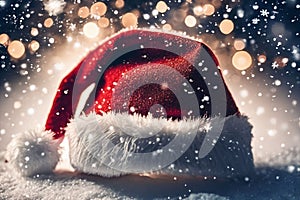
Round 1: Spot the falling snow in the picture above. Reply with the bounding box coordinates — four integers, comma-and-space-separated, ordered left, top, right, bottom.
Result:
252, 18, 260, 24
0, 0, 299, 199
43, 0, 66, 16
260, 9, 270, 17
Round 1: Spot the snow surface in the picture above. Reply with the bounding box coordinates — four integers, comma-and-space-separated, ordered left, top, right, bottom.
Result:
0, 148, 299, 200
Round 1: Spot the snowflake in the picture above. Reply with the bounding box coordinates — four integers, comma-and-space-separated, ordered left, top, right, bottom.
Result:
69, 23, 76, 31
0, 0, 6, 7
272, 61, 279, 69
260, 9, 269, 17
203, 123, 212, 132
292, 46, 300, 60
252, 5, 259, 10
252, 18, 260, 24
43, 0, 66, 16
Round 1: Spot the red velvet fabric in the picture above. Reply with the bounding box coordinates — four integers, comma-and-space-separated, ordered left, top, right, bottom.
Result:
45, 30, 239, 139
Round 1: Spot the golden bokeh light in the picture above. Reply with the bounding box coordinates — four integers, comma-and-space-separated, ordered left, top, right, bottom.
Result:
203, 4, 215, 16
121, 12, 138, 28
44, 18, 54, 28
0, 33, 10, 47
98, 17, 110, 28
162, 24, 172, 31
156, 1, 169, 13
115, 0, 125, 9
193, 6, 203, 16
90, 2, 107, 17
173, 9, 187, 22
274, 57, 288, 68
14, 101, 22, 109
8, 40, 26, 59
30, 28, 39, 36
78, 6, 90, 18
258, 54, 267, 63
219, 19, 234, 34
282, 57, 288, 64
131, 9, 141, 18
28, 40, 40, 52
232, 51, 252, 70
184, 15, 197, 27
83, 22, 100, 38
234, 39, 246, 50
212, 0, 222, 8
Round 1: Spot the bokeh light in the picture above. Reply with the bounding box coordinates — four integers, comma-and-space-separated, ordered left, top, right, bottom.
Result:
83, 22, 100, 38
7, 40, 25, 59
90, 2, 107, 17
13, 101, 22, 109
193, 6, 203, 16
203, 4, 215, 16
156, 1, 169, 13
28, 40, 40, 52
115, 0, 125, 9
232, 51, 252, 70
98, 17, 110, 28
121, 12, 138, 28
162, 24, 172, 31
131, 9, 141, 18
184, 15, 197, 28
271, 22, 285, 36
219, 19, 234, 34
258, 54, 267, 63
78, 6, 90, 18
30, 27, 39, 36
234, 39, 246, 50
274, 57, 289, 68
0, 33, 9, 47
44, 18, 54, 28
172, 9, 186, 22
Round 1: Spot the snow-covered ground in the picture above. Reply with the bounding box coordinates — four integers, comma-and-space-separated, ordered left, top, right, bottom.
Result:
1, 148, 299, 200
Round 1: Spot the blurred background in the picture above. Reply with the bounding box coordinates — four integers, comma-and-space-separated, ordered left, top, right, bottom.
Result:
0, 0, 299, 162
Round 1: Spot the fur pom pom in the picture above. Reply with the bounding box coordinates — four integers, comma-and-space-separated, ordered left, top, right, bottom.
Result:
5, 130, 60, 177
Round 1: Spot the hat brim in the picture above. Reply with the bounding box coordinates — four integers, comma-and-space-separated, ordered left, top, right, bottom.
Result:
66, 112, 254, 178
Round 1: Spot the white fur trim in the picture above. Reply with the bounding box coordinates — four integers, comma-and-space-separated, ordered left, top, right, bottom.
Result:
5, 130, 60, 177
66, 112, 254, 178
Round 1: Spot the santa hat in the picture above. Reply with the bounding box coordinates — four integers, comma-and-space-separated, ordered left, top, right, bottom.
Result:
5, 29, 254, 178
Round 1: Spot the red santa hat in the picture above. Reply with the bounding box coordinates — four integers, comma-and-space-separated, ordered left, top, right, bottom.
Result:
5, 29, 254, 178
